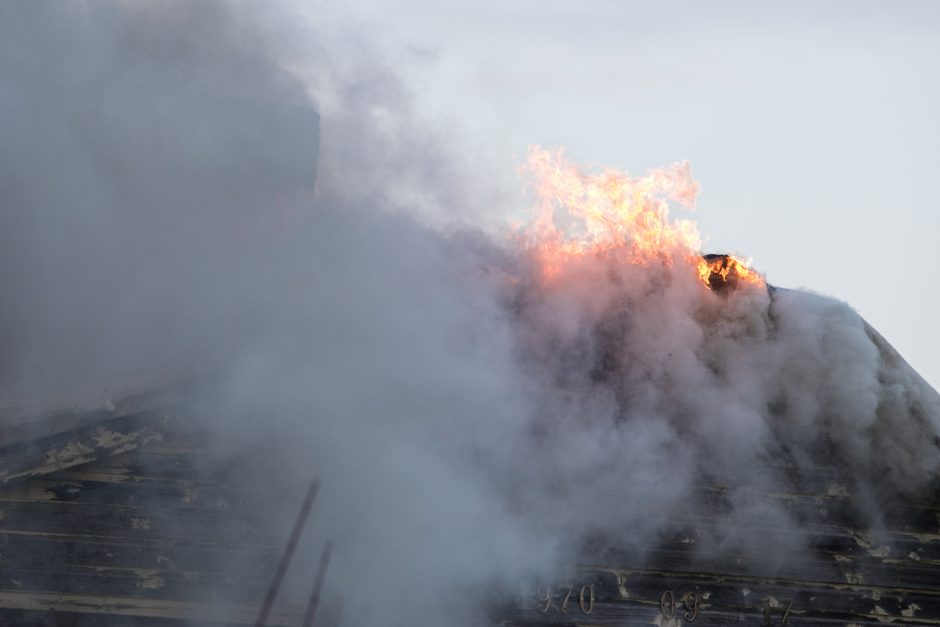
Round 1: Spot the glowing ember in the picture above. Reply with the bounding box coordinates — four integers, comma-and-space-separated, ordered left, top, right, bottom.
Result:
518, 145, 764, 291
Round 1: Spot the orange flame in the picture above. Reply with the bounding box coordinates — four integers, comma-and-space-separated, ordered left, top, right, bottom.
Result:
518, 146, 764, 290
697, 254, 765, 290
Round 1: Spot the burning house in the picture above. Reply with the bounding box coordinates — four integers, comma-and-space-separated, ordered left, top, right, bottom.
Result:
4, 149, 939, 624
2, 258, 939, 626
3, 3, 940, 626
494, 289, 940, 626
489, 149, 940, 625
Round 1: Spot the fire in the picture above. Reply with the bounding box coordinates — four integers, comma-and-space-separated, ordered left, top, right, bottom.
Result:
697, 254, 765, 291
518, 146, 764, 290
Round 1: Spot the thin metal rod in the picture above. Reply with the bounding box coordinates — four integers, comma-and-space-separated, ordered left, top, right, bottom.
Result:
301, 540, 333, 627
254, 478, 321, 627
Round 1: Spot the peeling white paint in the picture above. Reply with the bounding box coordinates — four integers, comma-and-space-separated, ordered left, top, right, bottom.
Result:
901, 604, 921, 618
871, 605, 898, 624
868, 546, 891, 558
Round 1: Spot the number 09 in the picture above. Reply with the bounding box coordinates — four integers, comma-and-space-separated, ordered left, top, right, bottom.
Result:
661, 590, 700, 622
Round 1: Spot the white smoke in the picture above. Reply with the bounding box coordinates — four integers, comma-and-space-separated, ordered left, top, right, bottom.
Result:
1, 2, 938, 627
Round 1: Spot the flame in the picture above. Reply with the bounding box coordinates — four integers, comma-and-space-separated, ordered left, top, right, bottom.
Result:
518, 146, 764, 290
697, 254, 765, 290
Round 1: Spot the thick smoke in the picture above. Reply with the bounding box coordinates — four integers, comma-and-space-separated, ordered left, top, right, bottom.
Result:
2, 2, 939, 627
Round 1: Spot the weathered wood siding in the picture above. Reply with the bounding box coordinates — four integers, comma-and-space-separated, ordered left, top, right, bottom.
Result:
3, 400, 939, 625
498, 477, 940, 626
0, 407, 297, 626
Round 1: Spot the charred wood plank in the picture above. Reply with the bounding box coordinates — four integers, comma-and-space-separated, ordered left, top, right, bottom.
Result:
0, 411, 165, 486
0, 590, 299, 626
0, 389, 183, 448
0, 475, 249, 512
0, 500, 267, 544
0, 563, 271, 602
0, 530, 276, 573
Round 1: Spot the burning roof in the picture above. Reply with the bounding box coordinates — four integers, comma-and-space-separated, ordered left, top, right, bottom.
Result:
516, 145, 764, 294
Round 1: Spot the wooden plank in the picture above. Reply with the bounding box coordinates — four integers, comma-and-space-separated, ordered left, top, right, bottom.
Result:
0, 476, 249, 512
0, 411, 165, 486
0, 609, 197, 626
0, 530, 277, 573
0, 563, 271, 603
0, 389, 183, 447
63, 449, 206, 480
0, 590, 299, 626
0, 500, 267, 544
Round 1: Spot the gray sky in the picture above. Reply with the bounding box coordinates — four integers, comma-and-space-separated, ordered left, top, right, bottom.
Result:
302, 0, 940, 387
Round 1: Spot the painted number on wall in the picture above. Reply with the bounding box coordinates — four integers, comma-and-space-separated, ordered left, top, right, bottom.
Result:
660, 590, 701, 622
518, 583, 594, 615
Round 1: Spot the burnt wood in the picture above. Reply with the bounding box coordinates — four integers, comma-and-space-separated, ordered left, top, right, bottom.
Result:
0, 404, 302, 626
0, 411, 166, 486
2, 396, 939, 625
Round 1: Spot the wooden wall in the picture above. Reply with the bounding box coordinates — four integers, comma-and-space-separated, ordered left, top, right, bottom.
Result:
0, 404, 299, 626
3, 399, 939, 626
498, 475, 940, 626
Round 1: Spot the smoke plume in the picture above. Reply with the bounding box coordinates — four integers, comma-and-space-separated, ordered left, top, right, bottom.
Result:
1, 2, 938, 626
